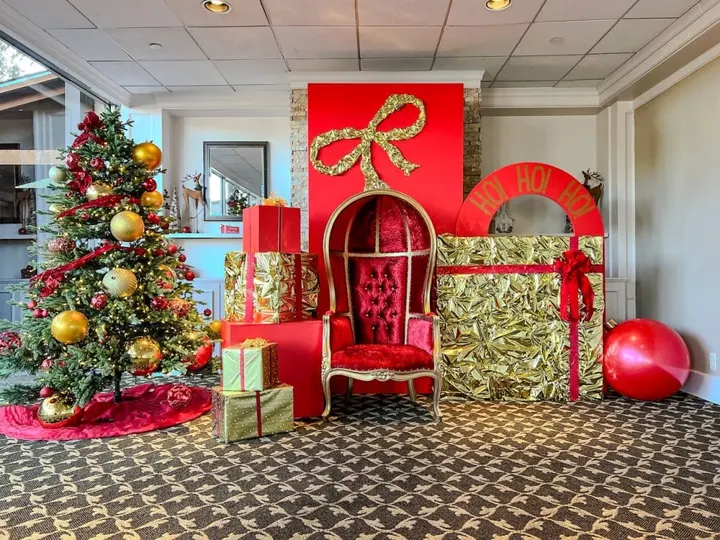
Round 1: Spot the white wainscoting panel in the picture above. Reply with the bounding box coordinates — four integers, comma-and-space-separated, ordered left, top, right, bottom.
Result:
605, 278, 628, 322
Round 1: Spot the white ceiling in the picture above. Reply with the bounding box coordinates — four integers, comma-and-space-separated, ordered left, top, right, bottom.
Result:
0, 0, 703, 94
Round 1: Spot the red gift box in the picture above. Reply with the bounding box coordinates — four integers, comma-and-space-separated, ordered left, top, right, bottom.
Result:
242, 205, 301, 253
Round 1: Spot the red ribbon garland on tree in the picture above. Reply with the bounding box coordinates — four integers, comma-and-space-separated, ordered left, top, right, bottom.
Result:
553, 249, 595, 323
57, 195, 141, 218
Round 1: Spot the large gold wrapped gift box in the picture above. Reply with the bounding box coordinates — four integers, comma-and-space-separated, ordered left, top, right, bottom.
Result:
225, 252, 319, 323
437, 234, 604, 401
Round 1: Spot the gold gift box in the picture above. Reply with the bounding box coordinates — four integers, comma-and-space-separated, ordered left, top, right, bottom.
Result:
437, 234, 604, 402
212, 385, 294, 442
225, 252, 319, 323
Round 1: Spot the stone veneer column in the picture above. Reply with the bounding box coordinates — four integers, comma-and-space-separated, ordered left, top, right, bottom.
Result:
290, 86, 482, 249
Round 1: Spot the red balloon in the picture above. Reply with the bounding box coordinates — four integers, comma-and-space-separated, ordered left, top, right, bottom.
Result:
604, 319, 690, 401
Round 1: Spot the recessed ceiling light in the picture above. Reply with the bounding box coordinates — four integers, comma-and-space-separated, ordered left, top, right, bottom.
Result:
203, 0, 231, 13
149, 42, 163, 50
485, 0, 511, 11
550, 36, 564, 45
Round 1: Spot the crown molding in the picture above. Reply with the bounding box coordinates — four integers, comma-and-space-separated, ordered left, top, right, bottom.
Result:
288, 70, 486, 88
598, 0, 720, 106
482, 87, 599, 110
129, 88, 290, 116
0, 2, 131, 105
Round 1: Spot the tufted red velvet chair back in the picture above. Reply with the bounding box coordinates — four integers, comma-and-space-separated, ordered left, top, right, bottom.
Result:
324, 192, 434, 346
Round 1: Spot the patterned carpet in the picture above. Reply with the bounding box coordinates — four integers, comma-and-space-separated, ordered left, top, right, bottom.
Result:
0, 386, 719, 539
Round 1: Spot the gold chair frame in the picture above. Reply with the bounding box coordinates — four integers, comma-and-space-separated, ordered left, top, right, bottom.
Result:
321, 189, 443, 421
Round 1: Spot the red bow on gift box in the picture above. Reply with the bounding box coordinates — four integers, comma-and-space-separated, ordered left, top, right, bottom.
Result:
554, 249, 595, 323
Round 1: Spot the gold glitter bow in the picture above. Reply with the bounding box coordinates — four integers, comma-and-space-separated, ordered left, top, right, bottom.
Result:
309, 93, 426, 191
262, 193, 287, 207
240, 338, 270, 348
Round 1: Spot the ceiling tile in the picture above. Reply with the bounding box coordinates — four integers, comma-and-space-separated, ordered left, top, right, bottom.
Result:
167, 86, 235, 93
3, 0, 94, 29
592, 18, 674, 53
492, 81, 557, 87
361, 58, 433, 71
496, 55, 580, 81
233, 84, 290, 91
90, 61, 159, 85
287, 58, 358, 70
556, 80, 602, 87
432, 56, 507, 78
438, 24, 527, 57
164, 0, 268, 26
68, 0, 181, 27
263, 0, 355, 25
188, 27, 281, 60
124, 86, 168, 93
274, 27, 357, 58
537, 0, 635, 22
214, 60, 288, 84
358, 0, 450, 26
140, 60, 227, 85
48, 29, 130, 61
448, 0, 544, 25
625, 0, 699, 19
106, 28, 205, 61
515, 20, 616, 56
360, 27, 441, 58
565, 53, 632, 80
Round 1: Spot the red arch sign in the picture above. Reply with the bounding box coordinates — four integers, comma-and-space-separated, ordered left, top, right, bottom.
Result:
455, 162, 605, 236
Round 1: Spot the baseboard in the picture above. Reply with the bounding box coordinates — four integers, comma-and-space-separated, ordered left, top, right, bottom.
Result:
682, 370, 720, 405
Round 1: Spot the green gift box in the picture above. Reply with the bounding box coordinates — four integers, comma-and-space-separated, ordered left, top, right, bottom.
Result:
222, 340, 280, 391
212, 385, 294, 442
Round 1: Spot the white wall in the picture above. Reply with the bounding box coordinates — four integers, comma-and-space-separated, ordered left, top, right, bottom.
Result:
635, 57, 720, 402
482, 114, 597, 234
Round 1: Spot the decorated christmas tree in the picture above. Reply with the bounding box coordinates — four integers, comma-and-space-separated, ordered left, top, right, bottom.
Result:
0, 108, 212, 418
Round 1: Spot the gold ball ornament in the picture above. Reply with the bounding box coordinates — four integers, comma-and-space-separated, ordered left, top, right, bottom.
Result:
48, 166, 66, 183
208, 320, 222, 338
110, 210, 145, 242
86, 182, 113, 201
48, 203, 65, 214
50, 310, 89, 344
127, 336, 161, 376
132, 142, 162, 169
37, 395, 83, 428
102, 268, 138, 297
140, 190, 164, 211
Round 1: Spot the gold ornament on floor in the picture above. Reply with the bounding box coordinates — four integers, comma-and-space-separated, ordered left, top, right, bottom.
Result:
309, 93, 426, 191
50, 310, 89, 344
102, 268, 138, 298
110, 210, 145, 242
132, 142, 162, 169
127, 336, 161, 376
141, 190, 163, 211
37, 396, 81, 426
86, 182, 113, 201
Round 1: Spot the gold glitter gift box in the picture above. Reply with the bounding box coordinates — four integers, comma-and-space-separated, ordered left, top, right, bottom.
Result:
224, 252, 319, 323
212, 385, 294, 442
436, 234, 604, 402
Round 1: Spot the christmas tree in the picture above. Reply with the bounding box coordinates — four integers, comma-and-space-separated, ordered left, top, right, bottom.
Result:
0, 108, 212, 412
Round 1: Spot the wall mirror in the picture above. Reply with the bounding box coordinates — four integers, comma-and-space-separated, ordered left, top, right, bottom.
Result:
202, 141, 267, 221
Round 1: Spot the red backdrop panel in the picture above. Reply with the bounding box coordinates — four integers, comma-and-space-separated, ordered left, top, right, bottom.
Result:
308, 83, 464, 311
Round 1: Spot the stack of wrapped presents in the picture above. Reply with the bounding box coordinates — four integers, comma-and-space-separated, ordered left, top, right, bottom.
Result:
214, 200, 323, 439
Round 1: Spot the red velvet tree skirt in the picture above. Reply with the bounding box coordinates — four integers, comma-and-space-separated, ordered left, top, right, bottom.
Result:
0, 383, 211, 441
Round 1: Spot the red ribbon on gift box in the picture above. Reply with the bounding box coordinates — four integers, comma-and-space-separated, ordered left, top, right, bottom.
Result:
255, 391, 263, 437
437, 236, 602, 401
243, 254, 305, 323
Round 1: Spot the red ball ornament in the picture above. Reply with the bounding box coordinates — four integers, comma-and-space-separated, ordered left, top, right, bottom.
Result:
182, 226, 191, 233
27, 300, 37, 309
48, 237, 76, 254
167, 244, 178, 255
134, 247, 147, 256
142, 178, 157, 192
160, 221, 170, 230
186, 342, 213, 372
178, 254, 187, 263
81, 213, 90, 221
155, 248, 166, 257
32, 308, 44, 319
168, 298, 191, 318
184, 271, 195, 281
147, 213, 161, 225
90, 292, 109, 310
167, 384, 192, 409
41, 310, 48, 318
604, 319, 691, 401
39, 357, 54, 371
89, 157, 105, 170
151, 296, 168, 310
64, 153, 80, 170
39, 387, 54, 398
203, 308, 212, 317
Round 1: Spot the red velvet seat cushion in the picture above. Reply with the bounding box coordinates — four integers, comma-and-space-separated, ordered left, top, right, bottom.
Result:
331, 344, 433, 371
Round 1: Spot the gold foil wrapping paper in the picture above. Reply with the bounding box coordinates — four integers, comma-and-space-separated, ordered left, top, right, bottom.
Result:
225, 252, 319, 323
437, 234, 604, 401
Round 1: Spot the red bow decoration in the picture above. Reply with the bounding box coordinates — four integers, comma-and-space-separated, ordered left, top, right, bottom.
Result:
31, 244, 122, 296
554, 249, 595, 323
57, 195, 141, 218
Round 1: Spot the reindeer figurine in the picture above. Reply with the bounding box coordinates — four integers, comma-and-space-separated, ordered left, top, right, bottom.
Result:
182, 172, 206, 223
565, 169, 604, 233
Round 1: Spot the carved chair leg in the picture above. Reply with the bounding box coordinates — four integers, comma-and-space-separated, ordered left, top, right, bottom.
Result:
407, 380, 417, 402
322, 372, 334, 421
432, 374, 443, 422
345, 378, 354, 402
